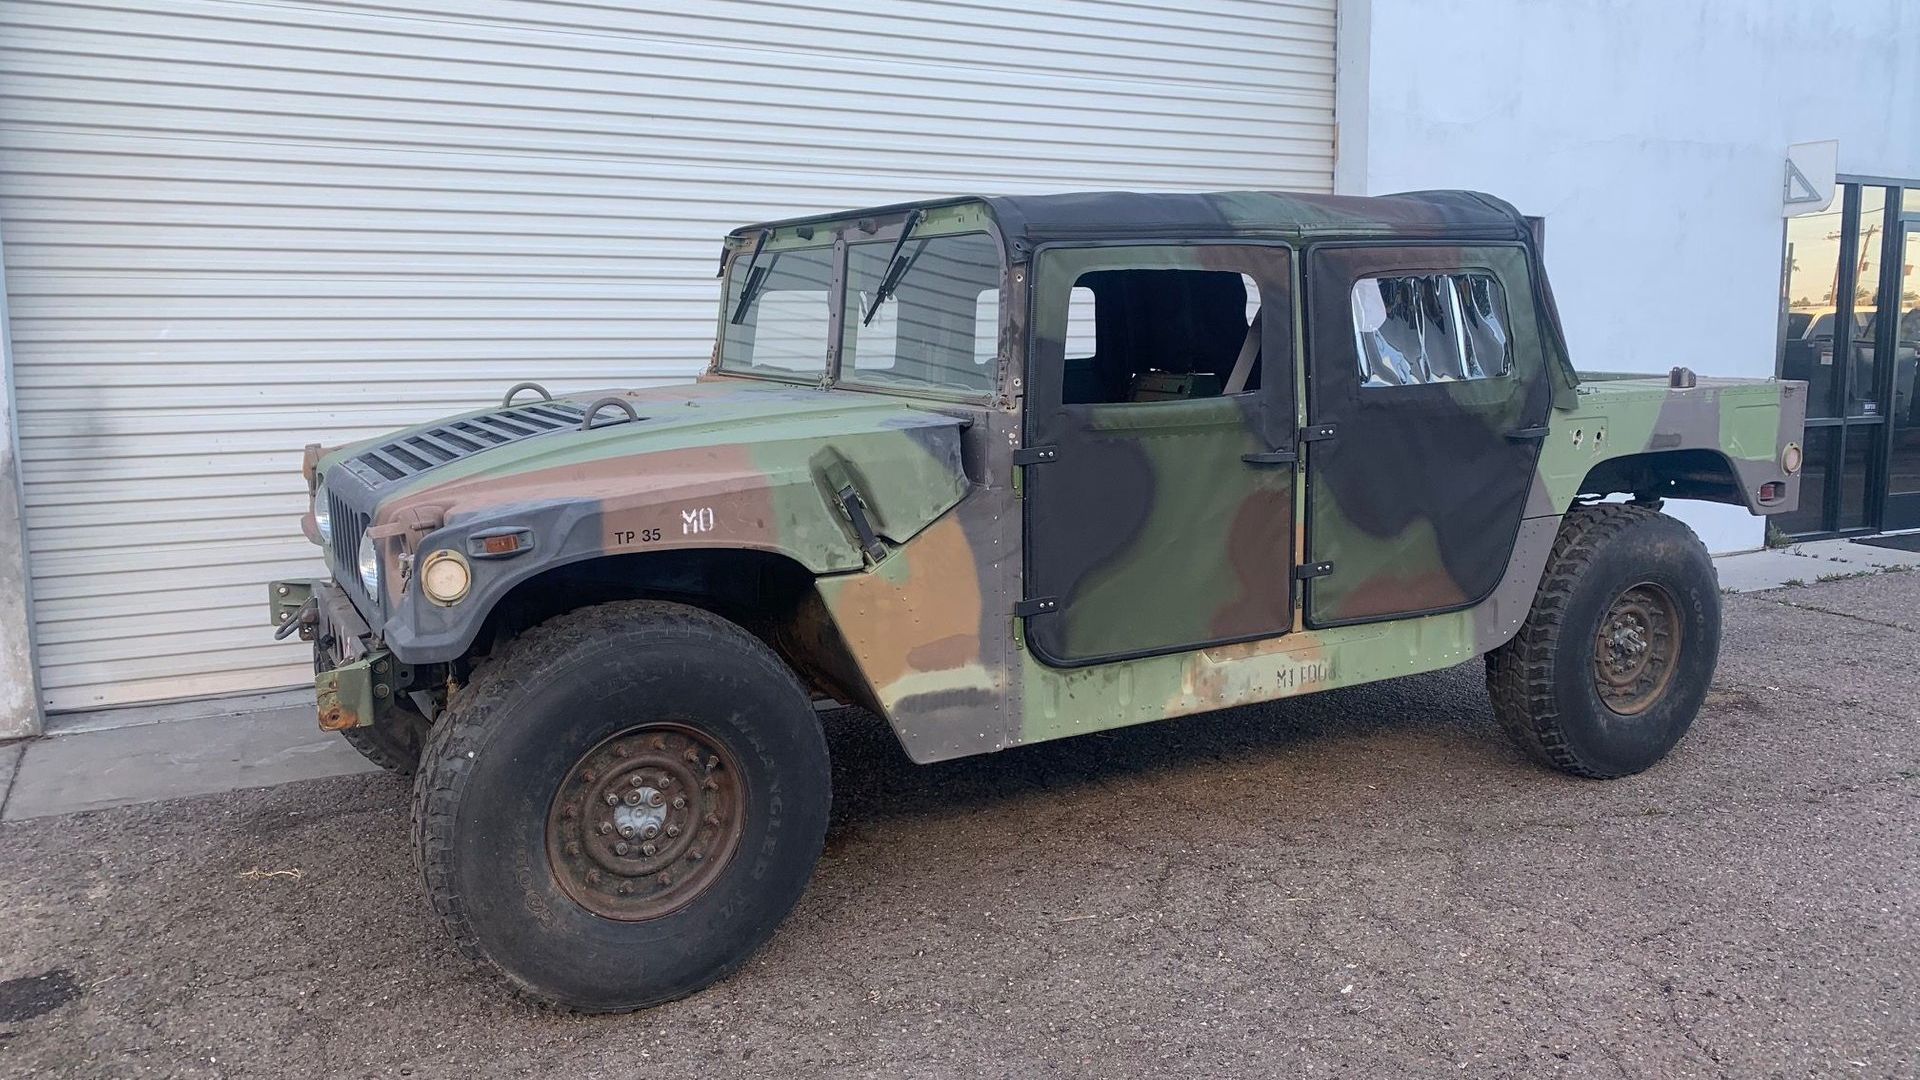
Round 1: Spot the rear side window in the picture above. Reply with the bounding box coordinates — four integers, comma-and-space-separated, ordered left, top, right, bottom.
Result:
1351, 272, 1511, 387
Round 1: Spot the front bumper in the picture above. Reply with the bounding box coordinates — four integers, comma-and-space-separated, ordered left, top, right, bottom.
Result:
268, 578, 409, 732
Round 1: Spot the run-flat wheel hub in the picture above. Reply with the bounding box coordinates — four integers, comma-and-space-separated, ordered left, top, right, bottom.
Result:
546, 724, 746, 920
1593, 583, 1682, 716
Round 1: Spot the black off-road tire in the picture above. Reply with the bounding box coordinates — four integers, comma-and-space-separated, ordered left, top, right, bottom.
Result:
1486, 503, 1721, 779
410, 600, 831, 1012
339, 706, 429, 776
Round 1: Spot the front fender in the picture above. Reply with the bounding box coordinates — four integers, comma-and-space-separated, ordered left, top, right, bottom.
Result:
381, 429, 970, 664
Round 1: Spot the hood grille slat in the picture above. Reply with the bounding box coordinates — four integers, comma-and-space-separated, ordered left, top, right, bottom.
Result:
341, 401, 589, 488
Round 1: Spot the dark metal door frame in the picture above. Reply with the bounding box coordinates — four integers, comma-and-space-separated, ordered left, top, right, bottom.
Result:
1878, 209, 1920, 531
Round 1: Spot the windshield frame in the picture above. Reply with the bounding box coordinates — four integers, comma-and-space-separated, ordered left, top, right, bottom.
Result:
712, 202, 1009, 405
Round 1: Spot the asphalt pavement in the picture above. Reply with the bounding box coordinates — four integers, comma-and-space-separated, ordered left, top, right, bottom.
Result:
1, 574, 1916, 1078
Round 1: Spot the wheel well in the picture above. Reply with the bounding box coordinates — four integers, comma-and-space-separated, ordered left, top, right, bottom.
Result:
468, 549, 877, 711
1577, 449, 1751, 509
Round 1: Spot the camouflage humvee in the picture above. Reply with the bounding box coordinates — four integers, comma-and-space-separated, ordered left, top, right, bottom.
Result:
269, 189, 1806, 1012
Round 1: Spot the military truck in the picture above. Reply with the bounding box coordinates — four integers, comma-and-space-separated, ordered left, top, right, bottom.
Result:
269, 190, 1806, 1012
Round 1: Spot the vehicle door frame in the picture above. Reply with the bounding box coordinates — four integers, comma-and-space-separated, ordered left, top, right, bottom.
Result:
1017, 237, 1302, 667
1298, 238, 1552, 629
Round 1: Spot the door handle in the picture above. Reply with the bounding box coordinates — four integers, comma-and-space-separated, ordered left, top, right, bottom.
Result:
1505, 425, 1551, 441
1241, 450, 1298, 465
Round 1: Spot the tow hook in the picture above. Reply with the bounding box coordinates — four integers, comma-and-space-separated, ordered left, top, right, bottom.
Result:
274, 595, 318, 641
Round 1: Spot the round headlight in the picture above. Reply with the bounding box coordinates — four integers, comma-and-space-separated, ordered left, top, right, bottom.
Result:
1780, 442, 1803, 475
313, 477, 332, 545
357, 532, 380, 600
420, 549, 472, 606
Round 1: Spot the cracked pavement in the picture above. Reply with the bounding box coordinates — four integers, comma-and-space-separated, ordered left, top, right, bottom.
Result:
1, 573, 1916, 1078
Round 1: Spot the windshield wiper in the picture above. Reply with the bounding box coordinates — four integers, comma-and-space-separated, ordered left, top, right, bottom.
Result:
726, 228, 773, 325
862, 208, 925, 327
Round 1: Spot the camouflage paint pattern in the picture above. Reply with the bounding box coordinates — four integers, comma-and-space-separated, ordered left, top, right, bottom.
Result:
313, 378, 972, 663
286, 191, 1806, 764
1299, 243, 1553, 627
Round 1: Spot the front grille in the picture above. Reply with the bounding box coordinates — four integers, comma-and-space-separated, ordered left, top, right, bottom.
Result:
327, 488, 370, 580
340, 402, 589, 489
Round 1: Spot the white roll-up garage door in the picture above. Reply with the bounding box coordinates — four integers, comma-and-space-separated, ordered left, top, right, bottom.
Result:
0, 0, 1336, 711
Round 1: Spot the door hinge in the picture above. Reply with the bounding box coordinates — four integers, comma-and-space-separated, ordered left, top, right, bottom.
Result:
1012, 445, 1059, 466
1300, 424, 1337, 443
1013, 596, 1060, 617
1294, 561, 1335, 580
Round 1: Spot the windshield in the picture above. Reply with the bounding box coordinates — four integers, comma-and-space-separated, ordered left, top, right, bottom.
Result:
716, 227, 1003, 398
842, 232, 1001, 395
719, 244, 835, 380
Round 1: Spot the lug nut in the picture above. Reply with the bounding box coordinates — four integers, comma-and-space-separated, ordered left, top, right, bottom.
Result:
618, 824, 635, 838
646, 790, 664, 807
582, 769, 597, 783
604, 792, 619, 805
657, 872, 672, 886
599, 822, 613, 835
624, 790, 643, 806
666, 824, 681, 838
585, 869, 601, 884
704, 814, 720, 827
651, 736, 667, 750
640, 823, 659, 839
612, 743, 630, 757
614, 841, 630, 856
565, 841, 581, 856
641, 842, 657, 857
684, 748, 700, 762
630, 775, 646, 787
671, 796, 686, 810
689, 850, 704, 862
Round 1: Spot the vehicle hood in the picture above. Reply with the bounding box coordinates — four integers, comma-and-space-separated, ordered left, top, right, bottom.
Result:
321, 377, 974, 573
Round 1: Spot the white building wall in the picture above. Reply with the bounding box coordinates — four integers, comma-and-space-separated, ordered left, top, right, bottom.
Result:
1338, 0, 1920, 552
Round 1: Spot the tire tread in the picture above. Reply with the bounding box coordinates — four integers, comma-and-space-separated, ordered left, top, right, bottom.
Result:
408, 600, 815, 1010
1486, 503, 1701, 778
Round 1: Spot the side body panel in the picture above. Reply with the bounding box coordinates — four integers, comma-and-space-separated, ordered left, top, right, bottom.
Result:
818, 382, 1804, 766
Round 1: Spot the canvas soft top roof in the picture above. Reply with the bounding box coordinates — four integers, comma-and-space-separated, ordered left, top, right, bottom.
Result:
725, 188, 1576, 406
731, 189, 1530, 257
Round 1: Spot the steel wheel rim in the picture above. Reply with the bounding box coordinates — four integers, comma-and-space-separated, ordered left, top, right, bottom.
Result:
546, 723, 747, 921
1592, 582, 1682, 716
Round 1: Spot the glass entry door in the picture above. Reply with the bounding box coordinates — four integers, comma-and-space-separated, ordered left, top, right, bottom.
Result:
1882, 212, 1920, 530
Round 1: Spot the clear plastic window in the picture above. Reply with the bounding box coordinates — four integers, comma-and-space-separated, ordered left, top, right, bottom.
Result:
1352, 272, 1511, 387
718, 246, 835, 377
843, 232, 1002, 395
